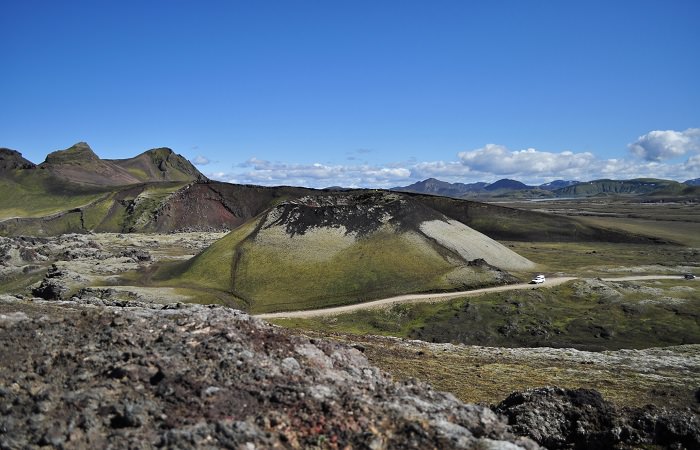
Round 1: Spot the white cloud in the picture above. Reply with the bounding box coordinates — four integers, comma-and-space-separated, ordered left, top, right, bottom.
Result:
628, 128, 700, 161
411, 161, 473, 179
457, 144, 596, 180
193, 155, 210, 165
227, 158, 412, 188
682, 154, 700, 173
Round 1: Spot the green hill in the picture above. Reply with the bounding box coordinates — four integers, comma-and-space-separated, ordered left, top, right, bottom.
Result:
159, 192, 534, 313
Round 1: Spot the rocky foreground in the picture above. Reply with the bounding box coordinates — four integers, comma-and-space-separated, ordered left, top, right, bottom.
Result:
0, 296, 539, 449
1, 297, 699, 450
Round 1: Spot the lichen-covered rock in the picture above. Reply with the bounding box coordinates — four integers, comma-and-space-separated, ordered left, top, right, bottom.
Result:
0, 297, 538, 449
496, 386, 700, 449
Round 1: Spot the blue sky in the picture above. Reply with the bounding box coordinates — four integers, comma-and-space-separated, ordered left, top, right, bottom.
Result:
2, 1, 699, 187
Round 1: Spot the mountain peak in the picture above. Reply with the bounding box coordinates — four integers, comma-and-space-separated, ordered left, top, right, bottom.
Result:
113, 147, 207, 182
43, 142, 100, 165
484, 179, 530, 191
0, 148, 36, 170
393, 178, 488, 196
143, 147, 175, 157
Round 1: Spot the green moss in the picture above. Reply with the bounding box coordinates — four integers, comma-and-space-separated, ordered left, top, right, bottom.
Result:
234, 230, 485, 313
0, 268, 47, 295
168, 218, 261, 289
0, 176, 104, 220
125, 167, 148, 181
82, 195, 118, 230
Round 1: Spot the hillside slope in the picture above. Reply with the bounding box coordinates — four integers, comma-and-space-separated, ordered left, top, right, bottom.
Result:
165, 192, 532, 313
147, 181, 315, 232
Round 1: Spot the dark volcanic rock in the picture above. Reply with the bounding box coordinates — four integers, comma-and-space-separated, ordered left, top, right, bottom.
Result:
31, 265, 68, 300
0, 148, 35, 170
496, 386, 700, 449
264, 191, 446, 237
0, 297, 539, 449
119, 248, 151, 261
30, 278, 67, 300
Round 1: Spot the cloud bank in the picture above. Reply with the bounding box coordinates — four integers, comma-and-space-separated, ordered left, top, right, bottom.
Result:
207, 128, 699, 188
629, 128, 700, 161
217, 158, 410, 187
457, 145, 597, 179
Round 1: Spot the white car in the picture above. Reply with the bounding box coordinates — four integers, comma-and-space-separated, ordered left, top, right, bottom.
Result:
531, 274, 545, 284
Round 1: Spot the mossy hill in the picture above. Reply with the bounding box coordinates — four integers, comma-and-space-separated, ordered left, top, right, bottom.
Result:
159, 192, 533, 313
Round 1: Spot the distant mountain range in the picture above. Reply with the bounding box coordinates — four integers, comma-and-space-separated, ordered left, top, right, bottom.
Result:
393, 177, 699, 199
1, 142, 206, 186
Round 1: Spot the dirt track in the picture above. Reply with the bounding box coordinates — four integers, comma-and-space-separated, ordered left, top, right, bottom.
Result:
256, 275, 694, 319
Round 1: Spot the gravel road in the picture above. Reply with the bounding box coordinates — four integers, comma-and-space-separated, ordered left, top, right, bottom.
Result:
257, 275, 695, 319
